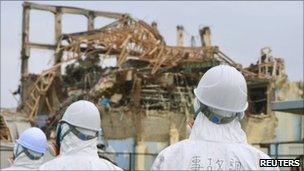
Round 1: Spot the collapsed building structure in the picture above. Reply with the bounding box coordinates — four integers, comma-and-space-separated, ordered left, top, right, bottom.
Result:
1, 2, 295, 153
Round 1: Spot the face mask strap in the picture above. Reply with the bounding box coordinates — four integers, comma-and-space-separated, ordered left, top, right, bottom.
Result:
23, 147, 43, 160
13, 144, 42, 160
69, 126, 97, 141
13, 144, 22, 160
56, 121, 97, 146
236, 112, 245, 120
56, 122, 63, 148
194, 101, 238, 124
193, 100, 203, 119
56, 121, 73, 148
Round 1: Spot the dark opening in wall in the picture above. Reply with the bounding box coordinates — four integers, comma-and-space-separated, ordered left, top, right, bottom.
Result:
261, 55, 267, 63
261, 67, 266, 74
248, 86, 268, 115
268, 67, 273, 76
276, 69, 280, 76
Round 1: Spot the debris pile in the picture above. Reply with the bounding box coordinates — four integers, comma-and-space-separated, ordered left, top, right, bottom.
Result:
0, 2, 288, 144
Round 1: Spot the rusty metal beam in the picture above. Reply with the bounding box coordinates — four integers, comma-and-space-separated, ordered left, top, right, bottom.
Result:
20, 3, 30, 102
54, 8, 63, 64
87, 12, 95, 31
24, 2, 127, 19
28, 43, 57, 50
21, 3, 30, 76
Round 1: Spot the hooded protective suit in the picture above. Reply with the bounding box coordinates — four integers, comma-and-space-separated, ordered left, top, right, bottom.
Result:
2, 152, 44, 170
3, 127, 46, 170
39, 124, 122, 170
151, 113, 278, 170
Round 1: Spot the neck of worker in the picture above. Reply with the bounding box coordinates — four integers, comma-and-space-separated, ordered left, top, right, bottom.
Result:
13, 153, 43, 169
60, 131, 98, 156
189, 112, 247, 143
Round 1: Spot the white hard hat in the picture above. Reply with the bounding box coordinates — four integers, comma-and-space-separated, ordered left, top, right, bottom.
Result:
194, 65, 248, 113
16, 127, 47, 154
61, 100, 101, 131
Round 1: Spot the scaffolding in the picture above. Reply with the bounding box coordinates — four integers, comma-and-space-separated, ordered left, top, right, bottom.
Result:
1, 2, 285, 146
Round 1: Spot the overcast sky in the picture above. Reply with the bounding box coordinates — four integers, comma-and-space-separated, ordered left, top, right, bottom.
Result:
1, 1, 303, 108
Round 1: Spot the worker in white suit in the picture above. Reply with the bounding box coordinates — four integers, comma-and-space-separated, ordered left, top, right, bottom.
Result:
39, 100, 122, 170
151, 65, 278, 170
3, 127, 47, 170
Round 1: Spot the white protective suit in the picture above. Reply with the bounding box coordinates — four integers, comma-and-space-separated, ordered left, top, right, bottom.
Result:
151, 113, 279, 170
39, 125, 122, 170
2, 153, 43, 170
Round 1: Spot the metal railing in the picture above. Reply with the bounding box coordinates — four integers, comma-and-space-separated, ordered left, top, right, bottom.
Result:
2, 141, 303, 170
252, 140, 304, 159
0, 145, 158, 170
103, 141, 304, 170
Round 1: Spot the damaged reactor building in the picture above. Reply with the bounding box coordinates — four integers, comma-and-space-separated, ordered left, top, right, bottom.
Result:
1, 2, 303, 170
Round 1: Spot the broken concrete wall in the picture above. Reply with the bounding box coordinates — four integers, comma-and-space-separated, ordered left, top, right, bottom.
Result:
0, 108, 31, 142
241, 47, 291, 144
13, 3, 285, 150
274, 80, 304, 156
242, 79, 303, 144
242, 78, 278, 143
276, 80, 303, 101
242, 113, 278, 143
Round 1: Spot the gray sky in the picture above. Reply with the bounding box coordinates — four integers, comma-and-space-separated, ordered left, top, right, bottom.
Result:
1, 1, 303, 108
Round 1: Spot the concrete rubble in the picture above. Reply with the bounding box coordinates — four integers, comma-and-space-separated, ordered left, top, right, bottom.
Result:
1, 2, 302, 148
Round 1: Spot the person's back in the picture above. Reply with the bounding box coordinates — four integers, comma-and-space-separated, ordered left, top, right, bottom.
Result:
2, 127, 47, 170
41, 155, 119, 170
39, 100, 122, 170
39, 130, 121, 170
152, 113, 274, 170
151, 65, 278, 170
3, 153, 44, 170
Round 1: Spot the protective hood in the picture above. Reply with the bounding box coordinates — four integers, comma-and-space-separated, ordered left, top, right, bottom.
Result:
59, 124, 98, 156
39, 125, 123, 170
151, 112, 277, 170
3, 152, 43, 170
189, 112, 247, 143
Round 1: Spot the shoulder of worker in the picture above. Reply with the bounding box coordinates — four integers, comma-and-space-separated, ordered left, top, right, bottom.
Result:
243, 144, 272, 159
151, 139, 189, 170
244, 144, 280, 171
1, 166, 17, 170
157, 139, 189, 158
39, 154, 122, 170
39, 156, 60, 170
2, 166, 36, 170
99, 158, 123, 170
153, 139, 189, 163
